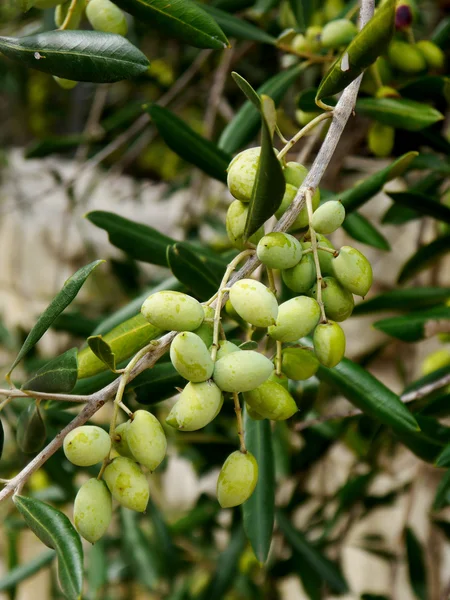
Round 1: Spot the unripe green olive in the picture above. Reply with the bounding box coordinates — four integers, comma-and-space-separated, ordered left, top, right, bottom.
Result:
316, 234, 335, 275
246, 404, 265, 420
368, 122, 395, 158
127, 410, 167, 471
332, 246, 373, 297
282, 253, 316, 293
53, 76, 78, 89
229, 279, 278, 328
311, 200, 346, 234
244, 380, 298, 420
295, 110, 321, 126
86, 0, 128, 36
281, 347, 319, 380
215, 340, 242, 361
166, 380, 223, 431
103, 457, 149, 512
227, 147, 260, 202
193, 306, 214, 348
268, 370, 289, 390
170, 332, 214, 382
310, 276, 354, 322
291, 33, 308, 53
74, 479, 112, 543
268, 296, 320, 342
313, 321, 346, 368
275, 185, 320, 230
217, 450, 258, 508
388, 40, 426, 73
64, 426, 111, 467
375, 85, 400, 99
416, 40, 445, 70
421, 349, 450, 376
141, 291, 204, 331
324, 0, 344, 20
321, 19, 357, 49
256, 232, 302, 270
305, 26, 322, 52
55, 0, 85, 29
213, 351, 273, 393
226, 200, 264, 250
283, 162, 308, 187
113, 421, 133, 458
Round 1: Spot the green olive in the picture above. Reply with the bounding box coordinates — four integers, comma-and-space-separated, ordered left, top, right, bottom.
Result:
283, 162, 308, 188
282, 253, 316, 293
170, 332, 214, 382
103, 457, 149, 512
244, 379, 298, 420
217, 450, 258, 508
112, 421, 133, 458
53, 76, 78, 89
275, 182, 320, 230
421, 349, 450, 376
127, 410, 167, 471
193, 306, 215, 348
245, 404, 265, 420
228, 279, 278, 328
268, 370, 289, 390
64, 426, 111, 467
226, 200, 264, 250
281, 347, 319, 380
227, 147, 260, 202
416, 40, 445, 70
141, 291, 204, 331
268, 296, 320, 342
213, 350, 274, 393
313, 321, 346, 368
388, 40, 426, 73
215, 340, 242, 361
166, 380, 223, 431
74, 479, 112, 543
86, 0, 128, 36
321, 19, 357, 49
256, 232, 302, 270
310, 276, 354, 322
331, 246, 373, 297
368, 123, 395, 158
311, 201, 346, 234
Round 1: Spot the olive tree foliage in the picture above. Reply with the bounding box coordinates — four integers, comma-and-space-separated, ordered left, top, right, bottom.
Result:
0, 0, 450, 598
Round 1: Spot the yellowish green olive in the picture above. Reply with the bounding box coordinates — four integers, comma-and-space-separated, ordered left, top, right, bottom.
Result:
332, 246, 373, 297
53, 76, 78, 89
86, 0, 128, 36
368, 123, 395, 158
310, 276, 354, 322
141, 291, 204, 331
281, 347, 320, 380
245, 403, 265, 420
321, 18, 357, 49
113, 421, 133, 458
295, 110, 321, 126
282, 253, 316, 293
227, 147, 260, 202
388, 40, 427, 73
166, 380, 223, 431
74, 479, 112, 543
170, 332, 214, 382
217, 450, 258, 508
283, 162, 308, 187
127, 410, 167, 471
421, 349, 450, 376
311, 201, 346, 234
226, 200, 264, 250
313, 321, 346, 368
228, 279, 278, 328
416, 40, 445, 70
268, 370, 289, 390
256, 232, 302, 270
103, 457, 149, 512
310, 234, 336, 275
193, 306, 215, 348
268, 296, 320, 342
215, 340, 242, 360
213, 351, 273, 392
64, 426, 111, 467
244, 380, 298, 420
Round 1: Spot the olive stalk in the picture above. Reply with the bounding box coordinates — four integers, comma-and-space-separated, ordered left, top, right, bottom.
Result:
233, 392, 246, 453
275, 341, 283, 376
277, 111, 333, 161
305, 188, 327, 323
59, 0, 80, 30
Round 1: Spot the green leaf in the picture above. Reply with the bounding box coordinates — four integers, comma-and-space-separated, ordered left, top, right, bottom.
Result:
0, 418, 4, 460
244, 95, 286, 239
316, 0, 396, 101
433, 469, 450, 511
200, 4, 276, 44
333, 152, 418, 212
277, 510, 349, 593
248, 0, 279, 18
113, 0, 229, 49
396, 415, 450, 463
386, 191, 450, 224
432, 16, 450, 48
0, 31, 149, 83
167, 242, 224, 300
231, 71, 262, 108
219, 64, 306, 154
288, 0, 316, 30
403, 365, 450, 397
373, 306, 450, 342
0, 550, 55, 592
342, 211, 390, 250
8, 260, 103, 376
127, 361, 185, 404
243, 410, 275, 563
356, 98, 444, 131
121, 509, 159, 589
382, 204, 421, 226
353, 287, 450, 315
14, 496, 83, 600
436, 444, 450, 468
147, 105, 231, 182
22, 348, 78, 393
405, 528, 427, 600
400, 76, 450, 103
16, 403, 47, 454
398, 234, 450, 283
87, 336, 117, 372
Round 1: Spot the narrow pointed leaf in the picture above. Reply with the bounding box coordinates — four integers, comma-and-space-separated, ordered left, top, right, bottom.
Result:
432, 16, 450, 48
113, 0, 228, 49
398, 235, 450, 283
249, 0, 279, 18
373, 306, 450, 342
0, 418, 4, 460
243, 410, 275, 563
244, 95, 285, 239
16, 403, 47, 454
147, 105, 231, 182
22, 348, 78, 393
386, 191, 450, 224
0, 550, 56, 592
288, 0, 316, 30
231, 72, 261, 108
382, 203, 422, 225
316, 0, 396, 101
353, 287, 450, 315
126, 361, 185, 404
357, 98, 444, 132
121, 509, 159, 588
403, 365, 450, 397
0, 31, 149, 83
395, 415, 450, 463
87, 336, 117, 372
277, 510, 349, 593
8, 261, 103, 376
436, 444, 450, 468
400, 76, 450, 103
433, 469, 450, 510
342, 211, 390, 250
14, 496, 83, 600
405, 528, 427, 600
200, 4, 276, 44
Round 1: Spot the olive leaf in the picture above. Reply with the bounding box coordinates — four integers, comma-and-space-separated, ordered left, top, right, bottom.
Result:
342, 212, 390, 251
373, 306, 450, 342
87, 336, 117, 372
0, 417, 4, 460
356, 98, 444, 132
405, 528, 427, 600
353, 287, 450, 315
127, 362, 185, 404
201, 4, 276, 44
22, 348, 78, 393
398, 234, 450, 283
0, 550, 56, 592
16, 402, 47, 454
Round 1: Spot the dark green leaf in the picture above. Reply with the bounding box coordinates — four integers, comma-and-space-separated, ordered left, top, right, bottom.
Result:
433, 469, 450, 511
121, 509, 159, 589
51, 312, 102, 338
25, 135, 87, 159
403, 365, 450, 396
201, 4, 276, 44
231, 71, 262, 108
373, 306, 450, 342
87, 336, 117, 372
22, 348, 78, 393
243, 410, 275, 563
432, 16, 450, 48
398, 235, 450, 283
219, 64, 306, 153
293, 553, 322, 600
0, 550, 55, 592
16, 403, 47, 454
0, 31, 149, 83
356, 98, 444, 131
249, 0, 279, 18
127, 361, 185, 404
400, 76, 450, 103
167, 242, 224, 300
405, 528, 427, 600
332, 152, 417, 213
381, 204, 421, 225
342, 211, 390, 250
433, 520, 450, 539
419, 393, 450, 419
14, 496, 83, 600
436, 444, 450, 468
353, 288, 450, 315
0, 418, 3, 460
288, 0, 316, 30
147, 105, 231, 182
277, 510, 349, 593
114, 0, 229, 48
386, 191, 450, 224
8, 261, 103, 376
244, 95, 286, 239
396, 415, 450, 463
316, 0, 395, 101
